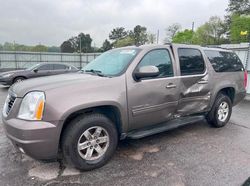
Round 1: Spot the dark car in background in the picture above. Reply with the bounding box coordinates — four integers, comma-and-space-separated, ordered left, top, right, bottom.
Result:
0, 63, 78, 85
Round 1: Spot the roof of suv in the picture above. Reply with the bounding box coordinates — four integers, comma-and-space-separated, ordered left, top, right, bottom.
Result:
117, 44, 234, 54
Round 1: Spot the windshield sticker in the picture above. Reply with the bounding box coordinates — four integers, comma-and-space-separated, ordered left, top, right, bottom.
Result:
120, 50, 136, 55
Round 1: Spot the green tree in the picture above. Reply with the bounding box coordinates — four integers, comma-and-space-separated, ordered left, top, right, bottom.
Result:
226, 0, 250, 15
224, 0, 250, 40
172, 29, 194, 44
131, 25, 148, 46
230, 14, 250, 43
147, 33, 156, 44
77, 33, 93, 53
31, 44, 48, 52
0, 44, 3, 51
192, 16, 227, 45
60, 41, 75, 53
109, 27, 128, 42
165, 23, 181, 42
61, 33, 93, 53
101, 39, 113, 52
3, 42, 15, 51
192, 24, 214, 45
113, 36, 134, 48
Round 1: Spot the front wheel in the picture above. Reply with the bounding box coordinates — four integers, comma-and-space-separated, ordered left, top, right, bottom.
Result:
207, 93, 232, 128
13, 77, 25, 84
61, 113, 118, 171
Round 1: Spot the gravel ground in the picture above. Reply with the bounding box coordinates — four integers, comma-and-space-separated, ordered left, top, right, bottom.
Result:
0, 85, 250, 186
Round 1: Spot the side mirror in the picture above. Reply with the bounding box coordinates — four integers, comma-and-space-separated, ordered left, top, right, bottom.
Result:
134, 65, 160, 80
33, 69, 38, 73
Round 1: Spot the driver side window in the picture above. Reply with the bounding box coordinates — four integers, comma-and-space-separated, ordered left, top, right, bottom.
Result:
137, 49, 173, 78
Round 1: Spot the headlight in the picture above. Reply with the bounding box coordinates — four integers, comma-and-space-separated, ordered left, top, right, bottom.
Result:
18, 91, 45, 120
2, 73, 14, 78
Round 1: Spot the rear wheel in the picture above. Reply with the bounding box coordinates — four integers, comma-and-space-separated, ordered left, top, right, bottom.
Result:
207, 93, 232, 128
13, 77, 25, 84
61, 113, 118, 171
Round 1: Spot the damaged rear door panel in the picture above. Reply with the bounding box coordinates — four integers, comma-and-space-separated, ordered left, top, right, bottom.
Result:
172, 46, 212, 116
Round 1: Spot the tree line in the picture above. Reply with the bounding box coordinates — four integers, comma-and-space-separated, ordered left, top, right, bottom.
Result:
168, 0, 250, 45
60, 25, 153, 53
0, 42, 60, 52
0, 0, 249, 53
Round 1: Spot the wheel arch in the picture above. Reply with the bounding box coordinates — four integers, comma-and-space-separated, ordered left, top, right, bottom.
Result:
211, 86, 236, 108
59, 105, 124, 146
12, 76, 27, 84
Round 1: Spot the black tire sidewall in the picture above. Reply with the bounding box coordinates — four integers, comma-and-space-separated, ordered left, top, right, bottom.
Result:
62, 114, 118, 171
209, 94, 232, 127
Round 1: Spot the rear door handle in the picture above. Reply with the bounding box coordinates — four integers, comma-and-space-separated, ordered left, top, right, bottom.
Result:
166, 83, 176, 89
198, 80, 208, 84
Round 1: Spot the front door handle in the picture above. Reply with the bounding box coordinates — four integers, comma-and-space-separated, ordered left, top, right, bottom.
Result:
198, 80, 208, 84
166, 83, 176, 89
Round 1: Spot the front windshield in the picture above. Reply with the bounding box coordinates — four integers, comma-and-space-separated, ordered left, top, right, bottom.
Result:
82, 48, 141, 76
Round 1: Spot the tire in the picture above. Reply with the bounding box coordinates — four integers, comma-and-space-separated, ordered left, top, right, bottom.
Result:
61, 113, 118, 171
207, 93, 232, 128
13, 77, 25, 84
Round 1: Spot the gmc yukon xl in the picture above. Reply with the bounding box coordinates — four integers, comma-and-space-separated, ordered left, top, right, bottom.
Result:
2, 44, 247, 170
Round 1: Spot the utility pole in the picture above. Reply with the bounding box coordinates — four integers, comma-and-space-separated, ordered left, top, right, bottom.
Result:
14, 41, 17, 69
191, 22, 195, 44
79, 36, 82, 69
79, 36, 82, 53
157, 30, 159, 44
191, 22, 194, 32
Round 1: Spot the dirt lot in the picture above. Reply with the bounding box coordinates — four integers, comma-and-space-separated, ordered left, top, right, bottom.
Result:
0, 85, 250, 186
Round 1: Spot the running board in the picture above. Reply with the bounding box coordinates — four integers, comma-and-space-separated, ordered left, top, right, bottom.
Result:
127, 115, 205, 139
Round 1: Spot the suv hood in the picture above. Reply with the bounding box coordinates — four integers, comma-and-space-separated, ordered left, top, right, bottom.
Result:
10, 73, 107, 97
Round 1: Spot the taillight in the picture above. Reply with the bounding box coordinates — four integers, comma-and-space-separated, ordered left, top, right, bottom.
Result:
244, 70, 248, 89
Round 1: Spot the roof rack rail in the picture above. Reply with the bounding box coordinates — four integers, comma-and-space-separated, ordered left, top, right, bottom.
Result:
205, 45, 222, 48
164, 42, 172, 45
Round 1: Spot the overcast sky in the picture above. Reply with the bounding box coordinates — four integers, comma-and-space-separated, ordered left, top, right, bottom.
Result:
0, 0, 229, 47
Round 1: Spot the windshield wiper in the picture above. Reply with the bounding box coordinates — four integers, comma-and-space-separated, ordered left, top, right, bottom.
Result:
83, 69, 107, 77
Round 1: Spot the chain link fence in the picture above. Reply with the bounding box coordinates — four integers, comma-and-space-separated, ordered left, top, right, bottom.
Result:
0, 51, 101, 72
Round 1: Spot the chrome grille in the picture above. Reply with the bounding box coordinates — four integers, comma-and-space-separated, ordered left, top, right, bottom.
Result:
3, 94, 16, 117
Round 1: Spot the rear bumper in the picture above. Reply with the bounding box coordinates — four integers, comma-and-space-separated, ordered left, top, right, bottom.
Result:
233, 90, 246, 106
2, 117, 60, 160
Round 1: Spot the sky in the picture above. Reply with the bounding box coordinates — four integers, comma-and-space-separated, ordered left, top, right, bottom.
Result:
0, 0, 229, 47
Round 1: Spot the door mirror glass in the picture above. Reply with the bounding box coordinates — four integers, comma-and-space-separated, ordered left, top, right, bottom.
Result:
134, 65, 160, 80
33, 69, 38, 73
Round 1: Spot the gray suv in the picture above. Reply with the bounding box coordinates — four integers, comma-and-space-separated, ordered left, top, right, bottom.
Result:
2, 44, 247, 171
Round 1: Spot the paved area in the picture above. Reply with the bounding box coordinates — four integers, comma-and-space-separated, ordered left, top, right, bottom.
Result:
0, 85, 250, 186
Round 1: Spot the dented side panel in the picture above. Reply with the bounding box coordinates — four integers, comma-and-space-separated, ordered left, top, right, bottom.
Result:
176, 73, 211, 116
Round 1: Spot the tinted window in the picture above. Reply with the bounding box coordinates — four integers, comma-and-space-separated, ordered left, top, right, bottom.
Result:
54, 64, 67, 70
136, 49, 173, 78
178, 48, 205, 75
204, 50, 244, 72
37, 64, 53, 71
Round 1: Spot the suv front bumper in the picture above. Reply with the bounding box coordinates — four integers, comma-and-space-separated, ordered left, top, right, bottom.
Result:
2, 117, 60, 160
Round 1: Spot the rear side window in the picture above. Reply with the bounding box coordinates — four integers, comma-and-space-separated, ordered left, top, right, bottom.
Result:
178, 48, 205, 76
204, 50, 244, 72
53, 64, 67, 70
37, 64, 53, 71
137, 49, 173, 78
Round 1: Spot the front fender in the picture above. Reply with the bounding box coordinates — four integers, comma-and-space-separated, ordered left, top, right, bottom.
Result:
60, 100, 127, 128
